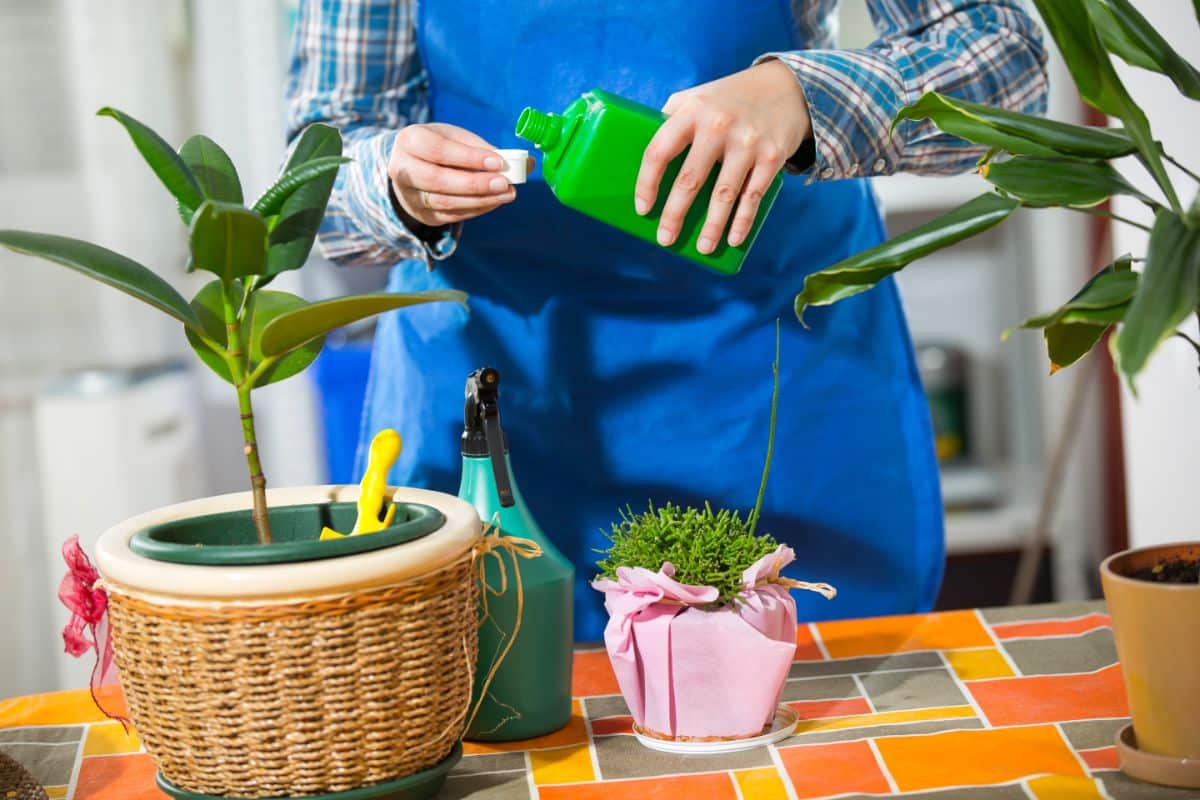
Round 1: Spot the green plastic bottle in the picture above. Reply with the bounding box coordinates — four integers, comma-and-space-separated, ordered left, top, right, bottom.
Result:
459, 367, 574, 741
516, 88, 784, 276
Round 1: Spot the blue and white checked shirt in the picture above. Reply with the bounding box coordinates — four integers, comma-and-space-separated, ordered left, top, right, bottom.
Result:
285, 0, 1048, 267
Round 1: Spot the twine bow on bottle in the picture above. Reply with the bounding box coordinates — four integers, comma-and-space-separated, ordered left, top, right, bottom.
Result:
58, 535, 129, 729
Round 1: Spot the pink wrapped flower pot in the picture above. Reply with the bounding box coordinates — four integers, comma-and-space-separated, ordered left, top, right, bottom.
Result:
593, 544, 834, 741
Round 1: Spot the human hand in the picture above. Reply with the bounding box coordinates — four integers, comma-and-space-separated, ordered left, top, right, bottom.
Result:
388, 123, 532, 227
635, 61, 810, 253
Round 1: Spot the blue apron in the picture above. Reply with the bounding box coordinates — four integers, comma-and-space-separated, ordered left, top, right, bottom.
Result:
359, 0, 945, 640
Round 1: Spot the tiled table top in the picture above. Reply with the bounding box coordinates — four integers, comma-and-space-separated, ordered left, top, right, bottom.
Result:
1, 601, 1192, 799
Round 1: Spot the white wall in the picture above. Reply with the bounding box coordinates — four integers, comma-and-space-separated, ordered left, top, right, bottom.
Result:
1111, 2, 1200, 547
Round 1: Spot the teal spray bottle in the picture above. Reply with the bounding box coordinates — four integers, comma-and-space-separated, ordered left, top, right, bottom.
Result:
459, 367, 574, 741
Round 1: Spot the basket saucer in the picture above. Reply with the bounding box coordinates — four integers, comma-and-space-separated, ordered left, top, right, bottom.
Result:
633, 705, 799, 754
155, 742, 462, 800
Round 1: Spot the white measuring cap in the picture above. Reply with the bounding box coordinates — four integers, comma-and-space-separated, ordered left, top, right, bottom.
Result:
495, 149, 530, 184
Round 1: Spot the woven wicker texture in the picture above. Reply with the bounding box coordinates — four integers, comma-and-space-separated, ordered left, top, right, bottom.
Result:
0, 752, 49, 800
105, 553, 478, 798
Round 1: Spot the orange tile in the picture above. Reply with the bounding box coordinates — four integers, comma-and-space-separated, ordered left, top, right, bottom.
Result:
75, 754, 168, 800
464, 698, 589, 754
590, 715, 633, 736
778, 740, 891, 799
538, 771, 737, 800
815, 610, 993, 658
968, 664, 1129, 726
0, 686, 127, 727
1026, 774, 1107, 799
1079, 746, 1119, 770
992, 613, 1111, 640
734, 767, 790, 800
571, 650, 621, 697
876, 725, 1085, 791
794, 623, 824, 661
787, 696, 872, 720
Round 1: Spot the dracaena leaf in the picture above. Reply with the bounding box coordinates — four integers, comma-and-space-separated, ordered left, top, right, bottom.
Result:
1085, 0, 1200, 100
794, 193, 1020, 323
97, 107, 204, 215
188, 200, 269, 283
259, 291, 467, 357
1115, 211, 1200, 388
0, 230, 202, 332
981, 157, 1154, 209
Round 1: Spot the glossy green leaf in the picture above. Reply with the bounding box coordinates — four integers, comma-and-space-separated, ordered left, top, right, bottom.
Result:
264, 123, 344, 277
1044, 322, 1113, 373
260, 290, 467, 357
1031, 0, 1180, 212
0, 230, 201, 332
189, 200, 269, 283
1115, 210, 1200, 386
244, 291, 325, 386
184, 280, 235, 383
1085, 0, 1200, 100
895, 93, 1138, 160
794, 193, 1020, 323
97, 107, 204, 215
180, 135, 243, 209
252, 156, 349, 218
982, 157, 1153, 208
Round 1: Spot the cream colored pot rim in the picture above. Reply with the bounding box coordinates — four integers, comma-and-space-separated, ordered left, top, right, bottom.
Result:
94, 485, 481, 605
1100, 540, 1200, 592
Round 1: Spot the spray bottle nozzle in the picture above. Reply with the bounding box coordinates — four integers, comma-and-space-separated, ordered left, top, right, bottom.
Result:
463, 367, 514, 507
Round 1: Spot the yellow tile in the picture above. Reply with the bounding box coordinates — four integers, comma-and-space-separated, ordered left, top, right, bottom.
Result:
0, 689, 116, 727
734, 767, 790, 800
44, 788, 69, 799
792, 705, 976, 734
83, 721, 141, 755
463, 698, 588, 755
1027, 774, 1107, 800
945, 648, 1015, 681
530, 743, 595, 785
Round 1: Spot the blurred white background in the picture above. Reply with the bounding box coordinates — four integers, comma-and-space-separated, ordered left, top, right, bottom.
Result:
1, 0, 1197, 698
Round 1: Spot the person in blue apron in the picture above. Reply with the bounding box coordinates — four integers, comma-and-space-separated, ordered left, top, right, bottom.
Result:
285, 0, 1047, 641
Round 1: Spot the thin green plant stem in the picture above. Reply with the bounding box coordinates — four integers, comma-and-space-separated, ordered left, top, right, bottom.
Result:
749, 318, 781, 537
1072, 206, 1152, 233
1164, 152, 1200, 184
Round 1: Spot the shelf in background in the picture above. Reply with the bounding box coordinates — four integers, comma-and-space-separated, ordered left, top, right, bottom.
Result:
871, 172, 984, 216
941, 464, 1043, 555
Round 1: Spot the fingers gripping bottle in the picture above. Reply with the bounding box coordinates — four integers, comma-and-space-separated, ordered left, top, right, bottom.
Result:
460, 367, 574, 740
516, 89, 783, 276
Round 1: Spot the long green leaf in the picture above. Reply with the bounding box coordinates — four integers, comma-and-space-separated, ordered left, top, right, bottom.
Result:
895, 93, 1138, 160
982, 157, 1154, 208
1085, 0, 1200, 100
264, 123, 344, 278
0, 230, 201, 331
97, 107, 204, 214
252, 156, 349, 217
259, 291, 467, 357
245, 291, 325, 386
1115, 211, 1200, 386
189, 200, 269, 283
180, 135, 243, 208
1031, 0, 1181, 212
794, 194, 1020, 323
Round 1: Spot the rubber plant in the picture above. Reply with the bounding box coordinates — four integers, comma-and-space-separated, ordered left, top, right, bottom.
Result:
795, 0, 1200, 389
0, 109, 465, 544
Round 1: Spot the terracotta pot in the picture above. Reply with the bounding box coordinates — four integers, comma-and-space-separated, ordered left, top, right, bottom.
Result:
1100, 542, 1200, 760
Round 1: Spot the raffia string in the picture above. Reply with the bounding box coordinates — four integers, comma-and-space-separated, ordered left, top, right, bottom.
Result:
464, 514, 543, 732
651, 548, 837, 607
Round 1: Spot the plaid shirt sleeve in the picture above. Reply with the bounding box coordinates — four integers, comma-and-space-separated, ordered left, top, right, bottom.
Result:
758, 0, 1049, 182
284, 0, 455, 268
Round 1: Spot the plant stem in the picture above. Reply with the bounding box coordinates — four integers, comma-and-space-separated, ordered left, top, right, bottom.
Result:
1072, 206, 1152, 232
1164, 152, 1200, 184
749, 319, 781, 537
221, 283, 273, 544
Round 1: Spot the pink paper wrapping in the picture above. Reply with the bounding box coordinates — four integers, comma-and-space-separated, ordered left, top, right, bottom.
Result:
593, 544, 818, 739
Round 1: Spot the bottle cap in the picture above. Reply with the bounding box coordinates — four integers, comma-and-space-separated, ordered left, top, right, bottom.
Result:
494, 149, 529, 184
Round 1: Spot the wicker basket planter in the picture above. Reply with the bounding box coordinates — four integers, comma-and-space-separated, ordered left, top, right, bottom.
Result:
94, 485, 482, 799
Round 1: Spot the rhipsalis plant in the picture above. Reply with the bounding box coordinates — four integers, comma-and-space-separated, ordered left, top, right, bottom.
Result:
596, 321, 783, 607
795, 0, 1200, 390
0, 110, 465, 544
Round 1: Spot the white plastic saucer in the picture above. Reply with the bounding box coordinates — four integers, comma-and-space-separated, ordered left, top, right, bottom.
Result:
633, 705, 799, 754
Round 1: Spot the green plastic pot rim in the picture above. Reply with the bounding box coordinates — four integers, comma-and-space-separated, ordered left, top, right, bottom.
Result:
128, 501, 445, 566
94, 485, 482, 605
1100, 541, 1200, 592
